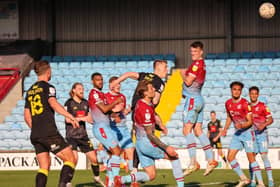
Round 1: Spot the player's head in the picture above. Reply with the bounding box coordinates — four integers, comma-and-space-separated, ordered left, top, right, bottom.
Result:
91, 72, 103, 90
153, 60, 168, 79
109, 76, 120, 93
230, 81, 244, 100
136, 80, 155, 99
190, 41, 204, 61
210, 110, 216, 121
69, 82, 84, 99
249, 86, 259, 103
34, 60, 51, 81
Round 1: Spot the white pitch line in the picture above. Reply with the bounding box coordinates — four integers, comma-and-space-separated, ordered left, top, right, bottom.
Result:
184, 181, 237, 186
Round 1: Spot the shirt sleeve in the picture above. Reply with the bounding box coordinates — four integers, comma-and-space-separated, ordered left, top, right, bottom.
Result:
47, 84, 56, 99
263, 104, 272, 118
243, 100, 251, 115
186, 61, 202, 78
153, 78, 164, 93
137, 72, 146, 81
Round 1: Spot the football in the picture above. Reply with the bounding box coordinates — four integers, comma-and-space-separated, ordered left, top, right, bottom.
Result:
259, 2, 276, 19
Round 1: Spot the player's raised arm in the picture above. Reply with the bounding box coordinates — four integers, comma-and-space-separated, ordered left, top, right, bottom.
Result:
115, 72, 140, 84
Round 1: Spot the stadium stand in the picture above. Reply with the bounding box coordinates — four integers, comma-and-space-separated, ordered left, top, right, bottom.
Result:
0, 68, 20, 102
1, 52, 280, 150
0, 54, 175, 151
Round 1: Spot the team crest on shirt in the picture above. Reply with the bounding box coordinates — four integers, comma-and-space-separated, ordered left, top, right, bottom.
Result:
256, 107, 259, 111
192, 65, 198, 72
237, 104, 241, 109
49, 87, 56, 96
94, 93, 99, 99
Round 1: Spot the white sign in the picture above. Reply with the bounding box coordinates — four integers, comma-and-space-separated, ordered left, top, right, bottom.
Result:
155, 148, 280, 169
0, 1, 19, 40
0, 152, 87, 170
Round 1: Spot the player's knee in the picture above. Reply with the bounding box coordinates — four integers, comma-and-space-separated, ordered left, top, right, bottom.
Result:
111, 146, 121, 156
261, 153, 268, 161
147, 172, 156, 181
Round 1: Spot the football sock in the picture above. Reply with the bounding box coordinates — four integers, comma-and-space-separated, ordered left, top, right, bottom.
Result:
128, 159, 133, 171
261, 154, 273, 181
121, 172, 150, 183
91, 163, 100, 177
185, 133, 197, 165
59, 161, 75, 185
250, 161, 263, 184
36, 168, 48, 187
171, 159, 184, 187
110, 155, 121, 177
198, 134, 213, 161
230, 160, 244, 177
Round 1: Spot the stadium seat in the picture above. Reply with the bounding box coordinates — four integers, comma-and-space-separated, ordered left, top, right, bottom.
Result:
270, 65, 280, 72
249, 58, 262, 65
261, 58, 273, 65
69, 62, 81, 69
238, 59, 250, 65
225, 59, 238, 66
213, 59, 225, 66
233, 65, 246, 73
58, 62, 69, 68
205, 59, 214, 66
272, 58, 280, 65
257, 65, 270, 73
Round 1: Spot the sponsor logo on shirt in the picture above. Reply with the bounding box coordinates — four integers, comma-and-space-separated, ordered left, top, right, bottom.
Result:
49, 87, 56, 96
192, 65, 198, 72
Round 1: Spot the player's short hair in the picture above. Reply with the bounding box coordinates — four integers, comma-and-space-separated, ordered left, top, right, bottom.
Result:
34, 60, 50, 76
91, 72, 102, 80
153, 59, 167, 69
230, 81, 244, 89
249, 86, 259, 93
69, 82, 83, 98
190, 41, 204, 49
136, 80, 152, 98
210, 110, 216, 114
109, 76, 118, 83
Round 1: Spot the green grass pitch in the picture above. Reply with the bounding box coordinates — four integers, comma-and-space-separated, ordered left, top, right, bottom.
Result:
0, 169, 279, 186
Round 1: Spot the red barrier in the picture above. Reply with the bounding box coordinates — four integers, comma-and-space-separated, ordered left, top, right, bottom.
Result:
0, 68, 20, 102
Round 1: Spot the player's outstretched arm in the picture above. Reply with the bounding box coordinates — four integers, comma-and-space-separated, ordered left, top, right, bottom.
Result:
258, 116, 273, 131
48, 97, 79, 128
114, 72, 140, 85
144, 124, 168, 150
24, 108, 32, 128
